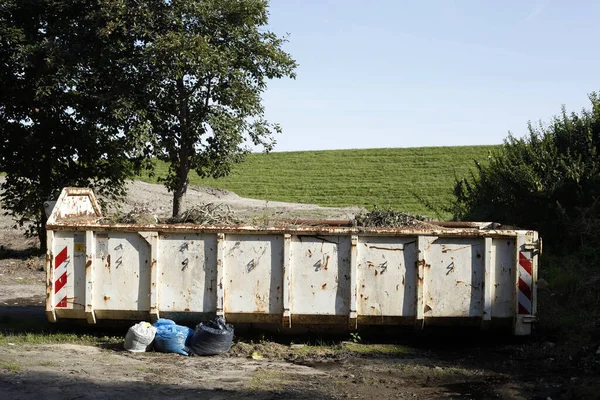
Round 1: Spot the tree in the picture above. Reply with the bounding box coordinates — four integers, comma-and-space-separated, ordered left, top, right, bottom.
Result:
452, 92, 600, 250
138, 0, 297, 216
0, 0, 151, 251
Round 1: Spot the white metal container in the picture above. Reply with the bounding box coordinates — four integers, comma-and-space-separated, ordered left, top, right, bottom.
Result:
45, 188, 540, 335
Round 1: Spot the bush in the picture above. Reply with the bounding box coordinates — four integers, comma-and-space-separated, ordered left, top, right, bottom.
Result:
452, 92, 600, 250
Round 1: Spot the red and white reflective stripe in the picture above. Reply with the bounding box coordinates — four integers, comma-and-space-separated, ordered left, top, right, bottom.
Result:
54, 246, 68, 308
518, 251, 533, 314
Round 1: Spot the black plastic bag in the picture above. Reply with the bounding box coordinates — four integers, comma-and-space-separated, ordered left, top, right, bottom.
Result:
189, 317, 234, 356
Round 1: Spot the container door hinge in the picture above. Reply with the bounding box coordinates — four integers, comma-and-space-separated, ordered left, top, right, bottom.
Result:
523, 238, 542, 254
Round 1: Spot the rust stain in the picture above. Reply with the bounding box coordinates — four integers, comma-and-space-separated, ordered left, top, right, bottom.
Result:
324, 255, 330, 271
184, 308, 190, 312
396, 284, 399, 291
443, 245, 471, 253
104, 296, 110, 301
369, 245, 403, 252
321, 283, 327, 290
361, 284, 365, 288
219, 282, 223, 289
360, 294, 363, 299
402, 276, 405, 285
255, 292, 267, 311
106, 254, 111, 269
48, 219, 523, 239
374, 270, 378, 276
151, 259, 157, 267
152, 282, 156, 287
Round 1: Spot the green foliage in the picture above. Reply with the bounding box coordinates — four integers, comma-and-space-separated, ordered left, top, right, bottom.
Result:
0, 0, 152, 250
133, 0, 297, 215
137, 146, 497, 218
537, 250, 600, 343
452, 93, 600, 249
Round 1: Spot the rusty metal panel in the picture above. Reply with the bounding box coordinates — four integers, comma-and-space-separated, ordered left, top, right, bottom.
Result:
52, 232, 86, 310
158, 233, 218, 312
291, 235, 351, 316
357, 236, 418, 317
491, 238, 516, 318
223, 235, 284, 314
93, 233, 151, 311
424, 238, 484, 317
46, 188, 102, 225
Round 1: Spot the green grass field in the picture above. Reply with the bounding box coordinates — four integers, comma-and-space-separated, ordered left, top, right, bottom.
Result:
137, 145, 498, 219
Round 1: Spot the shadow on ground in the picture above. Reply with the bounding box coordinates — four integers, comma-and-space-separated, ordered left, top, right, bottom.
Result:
0, 245, 42, 260
0, 370, 329, 400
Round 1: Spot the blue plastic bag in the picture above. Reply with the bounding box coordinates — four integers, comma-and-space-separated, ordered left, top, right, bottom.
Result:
153, 319, 194, 356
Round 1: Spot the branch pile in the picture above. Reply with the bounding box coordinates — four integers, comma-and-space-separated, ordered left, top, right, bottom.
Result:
169, 203, 240, 225
353, 206, 433, 228
111, 205, 158, 224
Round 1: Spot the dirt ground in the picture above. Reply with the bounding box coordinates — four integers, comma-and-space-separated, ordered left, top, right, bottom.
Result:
1, 181, 600, 399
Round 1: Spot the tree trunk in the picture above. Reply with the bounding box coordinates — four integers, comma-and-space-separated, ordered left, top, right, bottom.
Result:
172, 77, 191, 217
172, 161, 189, 217
38, 206, 47, 253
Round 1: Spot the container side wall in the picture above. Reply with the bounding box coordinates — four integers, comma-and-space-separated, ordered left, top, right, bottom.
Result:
491, 238, 516, 317
93, 233, 150, 311
223, 235, 284, 314
158, 233, 218, 312
357, 236, 418, 317
425, 238, 484, 317
291, 235, 351, 316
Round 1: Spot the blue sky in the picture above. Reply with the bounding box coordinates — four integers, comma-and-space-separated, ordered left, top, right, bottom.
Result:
261, 0, 600, 151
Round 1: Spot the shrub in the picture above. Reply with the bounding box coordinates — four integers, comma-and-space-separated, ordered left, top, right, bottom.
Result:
452, 92, 600, 250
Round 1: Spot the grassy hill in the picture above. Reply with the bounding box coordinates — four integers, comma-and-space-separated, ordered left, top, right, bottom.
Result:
137, 145, 499, 219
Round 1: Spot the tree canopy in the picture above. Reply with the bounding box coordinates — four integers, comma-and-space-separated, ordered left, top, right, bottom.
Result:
137, 0, 297, 215
0, 0, 296, 249
0, 0, 152, 250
